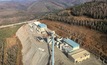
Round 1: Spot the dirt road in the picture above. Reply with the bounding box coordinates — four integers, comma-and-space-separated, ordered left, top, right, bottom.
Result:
0, 22, 27, 29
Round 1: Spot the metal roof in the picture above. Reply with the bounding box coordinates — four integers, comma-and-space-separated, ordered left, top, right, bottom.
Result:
38, 23, 47, 28
63, 38, 80, 48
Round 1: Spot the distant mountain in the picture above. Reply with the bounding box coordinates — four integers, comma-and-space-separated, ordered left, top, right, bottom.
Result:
23, 0, 94, 13
0, 0, 106, 25
0, 0, 96, 13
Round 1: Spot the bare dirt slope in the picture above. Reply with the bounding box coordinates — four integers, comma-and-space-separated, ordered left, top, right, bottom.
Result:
16, 24, 73, 65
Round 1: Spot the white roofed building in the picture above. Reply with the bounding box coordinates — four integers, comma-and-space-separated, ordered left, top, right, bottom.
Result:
37, 23, 47, 33
33, 21, 41, 26
68, 48, 90, 63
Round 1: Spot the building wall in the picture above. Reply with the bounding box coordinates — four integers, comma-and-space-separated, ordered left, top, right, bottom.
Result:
68, 49, 90, 63
72, 46, 80, 52
38, 27, 47, 32
74, 55, 90, 63
60, 44, 64, 51
68, 55, 75, 62
40, 28, 46, 32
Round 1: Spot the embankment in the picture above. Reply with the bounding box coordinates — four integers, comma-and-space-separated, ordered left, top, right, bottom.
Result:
16, 24, 73, 65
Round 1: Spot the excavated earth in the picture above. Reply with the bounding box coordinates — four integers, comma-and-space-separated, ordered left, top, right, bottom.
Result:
16, 24, 72, 65
16, 21, 104, 65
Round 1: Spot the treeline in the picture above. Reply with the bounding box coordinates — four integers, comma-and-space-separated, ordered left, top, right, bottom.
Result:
71, 1, 107, 19
43, 14, 107, 33
42, 1, 107, 33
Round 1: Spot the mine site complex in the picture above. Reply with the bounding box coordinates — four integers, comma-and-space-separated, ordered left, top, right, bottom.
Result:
0, 1, 107, 65
16, 20, 105, 65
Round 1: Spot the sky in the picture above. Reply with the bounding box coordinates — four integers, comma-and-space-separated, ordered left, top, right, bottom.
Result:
0, 0, 24, 1
0, 0, 38, 1
0, 0, 11, 1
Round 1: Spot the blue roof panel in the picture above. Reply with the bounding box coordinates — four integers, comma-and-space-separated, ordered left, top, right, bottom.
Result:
64, 38, 80, 48
38, 23, 47, 28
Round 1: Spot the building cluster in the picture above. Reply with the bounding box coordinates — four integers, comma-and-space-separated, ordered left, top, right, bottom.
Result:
28, 20, 90, 63
28, 20, 47, 34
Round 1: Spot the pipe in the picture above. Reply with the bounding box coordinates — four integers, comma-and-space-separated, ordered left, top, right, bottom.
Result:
52, 34, 55, 65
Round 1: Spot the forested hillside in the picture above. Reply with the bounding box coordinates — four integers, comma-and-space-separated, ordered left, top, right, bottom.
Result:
43, 1, 107, 34
71, 1, 107, 19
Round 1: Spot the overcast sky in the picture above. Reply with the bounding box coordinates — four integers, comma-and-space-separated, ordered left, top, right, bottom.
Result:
0, 0, 11, 1
0, 0, 10, 1
0, 0, 38, 1
0, 0, 23, 1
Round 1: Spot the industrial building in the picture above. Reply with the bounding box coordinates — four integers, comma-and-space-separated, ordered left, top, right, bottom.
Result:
37, 23, 47, 32
29, 21, 47, 34
47, 37, 90, 63
63, 38, 80, 52
28, 21, 90, 63
46, 37, 80, 53
28, 21, 41, 32
68, 48, 90, 63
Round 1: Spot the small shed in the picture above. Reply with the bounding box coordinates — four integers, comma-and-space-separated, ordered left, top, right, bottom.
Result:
68, 48, 90, 63
63, 38, 80, 52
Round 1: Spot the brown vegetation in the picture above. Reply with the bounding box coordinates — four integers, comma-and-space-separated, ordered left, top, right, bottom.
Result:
43, 14, 107, 33
0, 0, 78, 25
42, 2, 107, 34
0, 10, 35, 25
71, 1, 107, 19
3, 36, 22, 65
0, 25, 23, 65
40, 20, 107, 63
